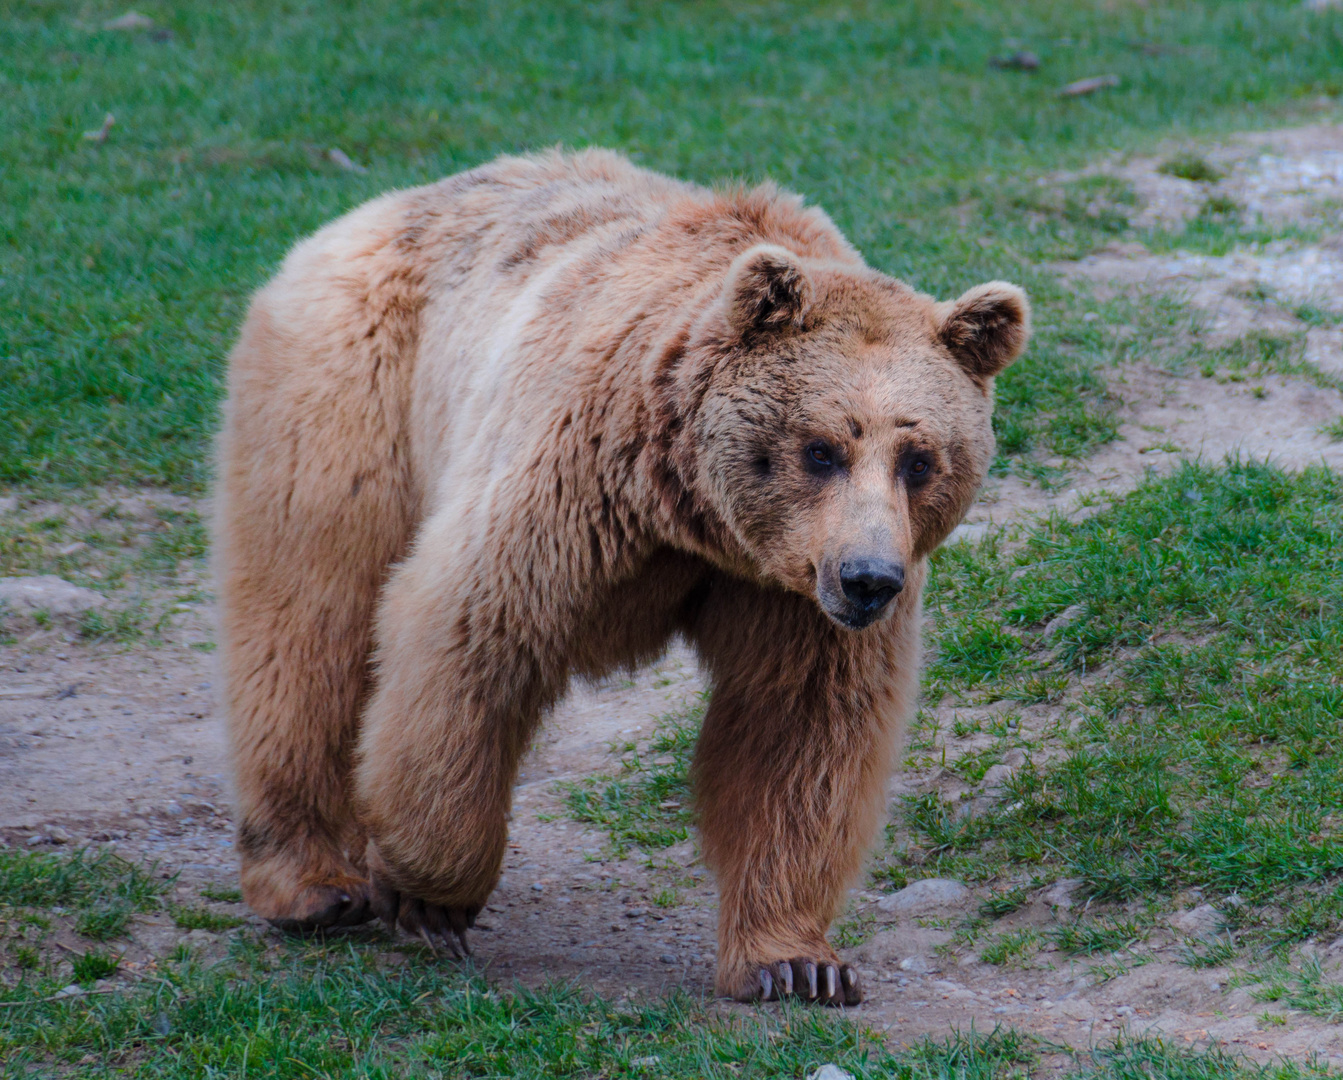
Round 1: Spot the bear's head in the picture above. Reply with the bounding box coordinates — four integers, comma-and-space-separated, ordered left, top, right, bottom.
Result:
688, 244, 1030, 630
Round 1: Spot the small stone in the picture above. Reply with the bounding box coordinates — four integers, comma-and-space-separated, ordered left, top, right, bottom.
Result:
631, 1056, 661, 1069
1170, 903, 1223, 937
876, 878, 970, 915
659, 953, 677, 964
899, 955, 935, 974
54, 985, 84, 998
530, 882, 544, 892
807, 1067, 856, 1080
26, 834, 46, 846
47, 826, 71, 844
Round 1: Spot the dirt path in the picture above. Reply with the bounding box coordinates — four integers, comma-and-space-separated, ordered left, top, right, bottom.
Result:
5, 122, 1343, 1068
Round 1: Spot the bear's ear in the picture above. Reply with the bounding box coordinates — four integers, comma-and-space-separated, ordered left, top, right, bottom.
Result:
723, 244, 812, 339
935, 281, 1031, 384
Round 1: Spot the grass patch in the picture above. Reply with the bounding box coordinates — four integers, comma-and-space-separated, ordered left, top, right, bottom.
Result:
890, 459, 1343, 952
1048, 917, 1145, 957
73, 903, 132, 942
1158, 152, 1225, 183
561, 697, 703, 855
68, 949, 120, 987
7, 2, 1343, 489
979, 928, 1040, 967
0, 847, 167, 914
1252, 957, 1343, 1021
0, 926, 1321, 1078
198, 886, 242, 904
170, 906, 245, 932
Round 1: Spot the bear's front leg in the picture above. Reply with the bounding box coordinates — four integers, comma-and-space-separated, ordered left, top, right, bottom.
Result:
353, 512, 563, 955
691, 581, 919, 1006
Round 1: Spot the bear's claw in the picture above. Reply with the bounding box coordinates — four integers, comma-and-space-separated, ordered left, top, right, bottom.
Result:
751, 959, 861, 1006
369, 876, 479, 958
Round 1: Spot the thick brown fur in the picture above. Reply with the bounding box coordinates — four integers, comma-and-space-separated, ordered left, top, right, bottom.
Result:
214, 148, 1030, 1002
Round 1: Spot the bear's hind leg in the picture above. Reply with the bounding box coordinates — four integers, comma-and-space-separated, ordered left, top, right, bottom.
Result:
217, 300, 415, 933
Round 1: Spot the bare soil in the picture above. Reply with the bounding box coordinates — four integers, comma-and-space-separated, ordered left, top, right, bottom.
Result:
6, 122, 1343, 1068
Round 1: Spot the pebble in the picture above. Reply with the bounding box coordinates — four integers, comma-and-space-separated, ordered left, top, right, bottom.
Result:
1040, 878, 1086, 909
659, 953, 676, 964
876, 878, 970, 915
1170, 904, 1224, 937
530, 882, 545, 892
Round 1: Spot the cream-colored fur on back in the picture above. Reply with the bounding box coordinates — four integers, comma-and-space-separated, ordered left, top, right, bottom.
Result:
215, 148, 1028, 1003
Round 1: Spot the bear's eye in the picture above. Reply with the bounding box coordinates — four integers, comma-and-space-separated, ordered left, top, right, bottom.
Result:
804, 441, 835, 471
905, 456, 933, 485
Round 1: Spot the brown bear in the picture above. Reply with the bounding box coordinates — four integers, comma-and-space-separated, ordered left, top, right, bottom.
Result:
214, 148, 1029, 1006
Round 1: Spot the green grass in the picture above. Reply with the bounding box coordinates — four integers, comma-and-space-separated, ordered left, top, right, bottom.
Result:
978, 928, 1040, 967
6, 1, 1343, 490
0, 847, 167, 914
896, 460, 1343, 933
170, 905, 245, 932
1252, 957, 1343, 1021
69, 949, 120, 987
1158, 152, 1225, 182
1048, 917, 1145, 957
561, 698, 703, 855
0, 921, 1328, 1078
198, 885, 243, 904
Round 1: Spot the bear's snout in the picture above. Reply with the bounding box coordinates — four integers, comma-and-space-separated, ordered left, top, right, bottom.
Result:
821, 556, 905, 629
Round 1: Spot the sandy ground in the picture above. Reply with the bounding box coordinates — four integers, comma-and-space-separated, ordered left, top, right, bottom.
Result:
5, 122, 1343, 1066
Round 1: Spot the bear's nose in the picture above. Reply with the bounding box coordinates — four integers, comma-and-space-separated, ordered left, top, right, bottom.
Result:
839, 558, 905, 613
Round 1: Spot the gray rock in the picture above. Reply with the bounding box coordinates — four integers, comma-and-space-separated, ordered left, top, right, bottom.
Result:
1170, 904, 1223, 937
0, 576, 104, 617
807, 1067, 856, 1080
1040, 878, 1086, 909
876, 878, 970, 915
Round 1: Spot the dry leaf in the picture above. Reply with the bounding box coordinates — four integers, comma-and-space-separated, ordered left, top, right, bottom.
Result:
82, 113, 116, 142
104, 11, 155, 31
1060, 75, 1120, 97
328, 148, 368, 174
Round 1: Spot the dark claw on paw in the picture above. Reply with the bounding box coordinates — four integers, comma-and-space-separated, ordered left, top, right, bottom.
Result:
842, 965, 862, 1006
752, 958, 863, 1006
